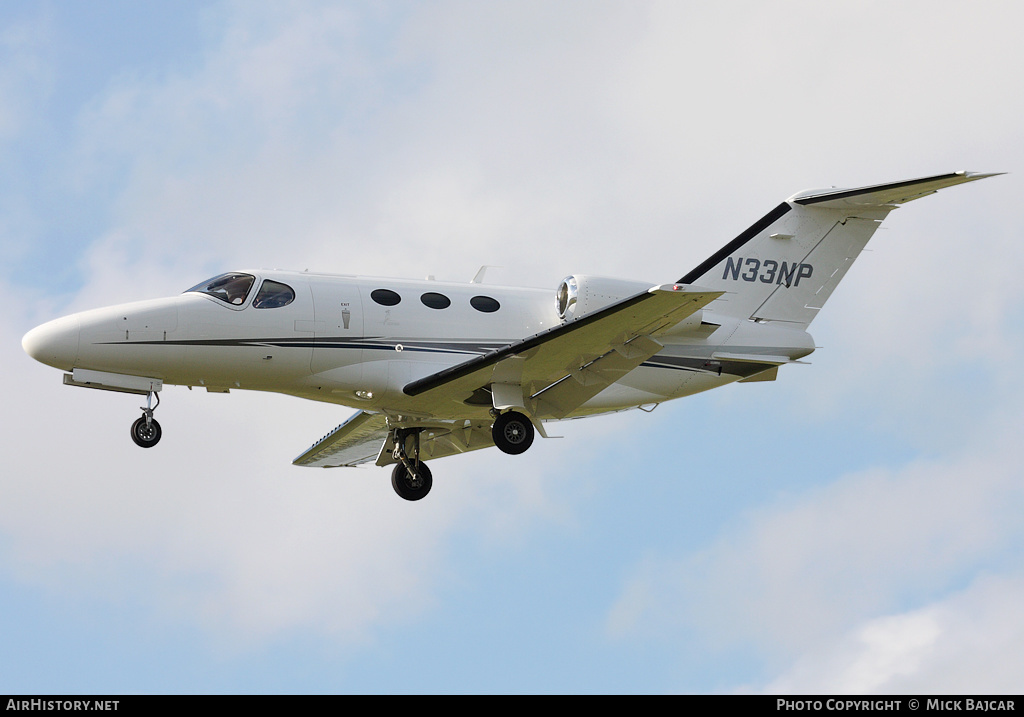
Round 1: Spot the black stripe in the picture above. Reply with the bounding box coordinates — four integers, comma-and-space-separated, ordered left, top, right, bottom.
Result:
677, 201, 791, 284
96, 337, 507, 356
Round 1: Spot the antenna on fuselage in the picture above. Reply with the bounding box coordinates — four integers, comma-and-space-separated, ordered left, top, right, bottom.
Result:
472, 265, 500, 283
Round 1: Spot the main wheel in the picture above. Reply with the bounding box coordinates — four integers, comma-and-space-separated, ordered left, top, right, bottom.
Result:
391, 461, 433, 501
130, 416, 162, 448
492, 411, 535, 455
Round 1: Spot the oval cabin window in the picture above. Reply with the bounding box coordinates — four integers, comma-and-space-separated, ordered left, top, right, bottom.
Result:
420, 292, 451, 310
470, 295, 500, 313
370, 289, 402, 306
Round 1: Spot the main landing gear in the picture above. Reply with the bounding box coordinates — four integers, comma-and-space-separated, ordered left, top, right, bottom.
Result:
392, 461, 433, 501
388, 411, 536, 501
391, 428, 432, 501
491, 410, 535, 455
130, 390, 162, 448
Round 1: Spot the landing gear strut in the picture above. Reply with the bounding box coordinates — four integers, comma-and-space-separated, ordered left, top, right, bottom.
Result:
390, 428, 432, 501
130, 390, 162, 448
491, 410, 535, 455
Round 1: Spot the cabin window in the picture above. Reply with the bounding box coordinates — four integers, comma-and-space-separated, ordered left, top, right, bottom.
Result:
185, 273, 255, 305
470, 295, 500, 313
371, 289, 402, 306
253, 280, 296, 309
420, 292, 451, 310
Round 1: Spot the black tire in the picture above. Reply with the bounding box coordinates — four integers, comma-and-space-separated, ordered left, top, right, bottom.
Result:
391, 461, 433, 501
492, 411, 535, 455
130, 416, 162, 448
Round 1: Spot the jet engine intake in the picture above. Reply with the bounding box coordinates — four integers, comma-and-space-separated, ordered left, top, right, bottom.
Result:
555, 275, 654, 322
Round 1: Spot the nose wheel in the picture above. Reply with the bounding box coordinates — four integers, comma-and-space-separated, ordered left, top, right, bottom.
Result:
130, 389, 162, 448
131, 415, 162, 447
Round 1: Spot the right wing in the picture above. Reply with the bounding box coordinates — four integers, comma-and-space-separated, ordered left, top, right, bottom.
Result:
295, 284, 722, 468
403, 284, 722, 419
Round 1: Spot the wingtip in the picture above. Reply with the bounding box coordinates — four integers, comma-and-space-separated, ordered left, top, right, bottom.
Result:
961, 171, 1007, 180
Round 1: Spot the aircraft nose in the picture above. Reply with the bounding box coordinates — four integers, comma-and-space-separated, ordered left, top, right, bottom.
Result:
22, 314, 81, 370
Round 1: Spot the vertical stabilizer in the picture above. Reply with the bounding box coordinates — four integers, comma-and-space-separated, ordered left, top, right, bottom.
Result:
679, 171, 1000, 328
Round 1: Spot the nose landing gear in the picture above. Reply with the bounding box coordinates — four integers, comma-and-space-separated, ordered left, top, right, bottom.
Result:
130, 390, 162, 448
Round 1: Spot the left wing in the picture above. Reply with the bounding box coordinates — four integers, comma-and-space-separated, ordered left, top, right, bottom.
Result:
292, 410, 498, 469
403, 284, 722, 419
292, 410, 390, 468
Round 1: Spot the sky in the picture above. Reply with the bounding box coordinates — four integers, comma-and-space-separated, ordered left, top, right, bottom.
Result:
1, 0, 1022, 695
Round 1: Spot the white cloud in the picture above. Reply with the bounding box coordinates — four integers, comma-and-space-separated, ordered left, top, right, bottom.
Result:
0, 11, 52, 144
765, 574, 1024, 694
0, 11, 54, 269
794, 180, 1021, 432
64, 1, 1024, 298
606, 407, 1024, 689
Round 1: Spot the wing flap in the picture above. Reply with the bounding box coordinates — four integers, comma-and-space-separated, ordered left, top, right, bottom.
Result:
529, 348, 646, 417
375, 420, 497, 466
293, 410, 390, 468
711, 352, 806, 365
295, 410, 500, 469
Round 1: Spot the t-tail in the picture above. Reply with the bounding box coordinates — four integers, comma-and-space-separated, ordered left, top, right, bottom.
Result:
679, 171, 1001, 328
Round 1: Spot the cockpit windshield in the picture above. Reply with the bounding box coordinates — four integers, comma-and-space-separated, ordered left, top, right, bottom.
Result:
185, 273, 255, 305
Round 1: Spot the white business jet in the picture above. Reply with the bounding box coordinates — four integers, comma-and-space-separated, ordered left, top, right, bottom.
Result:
23, 172, 997, 500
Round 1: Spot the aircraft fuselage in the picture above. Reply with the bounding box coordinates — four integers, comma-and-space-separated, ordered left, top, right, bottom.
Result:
23, 269, 815, 422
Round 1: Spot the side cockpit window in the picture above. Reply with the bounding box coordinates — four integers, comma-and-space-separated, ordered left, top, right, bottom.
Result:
185, 273, 255, 305
253, 280, 296, 309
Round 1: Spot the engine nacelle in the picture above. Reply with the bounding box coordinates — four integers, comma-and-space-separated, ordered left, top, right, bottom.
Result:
555, 275, 654, 322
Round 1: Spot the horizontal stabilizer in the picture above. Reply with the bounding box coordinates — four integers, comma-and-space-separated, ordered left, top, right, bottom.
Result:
790, 171, 1002, 209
